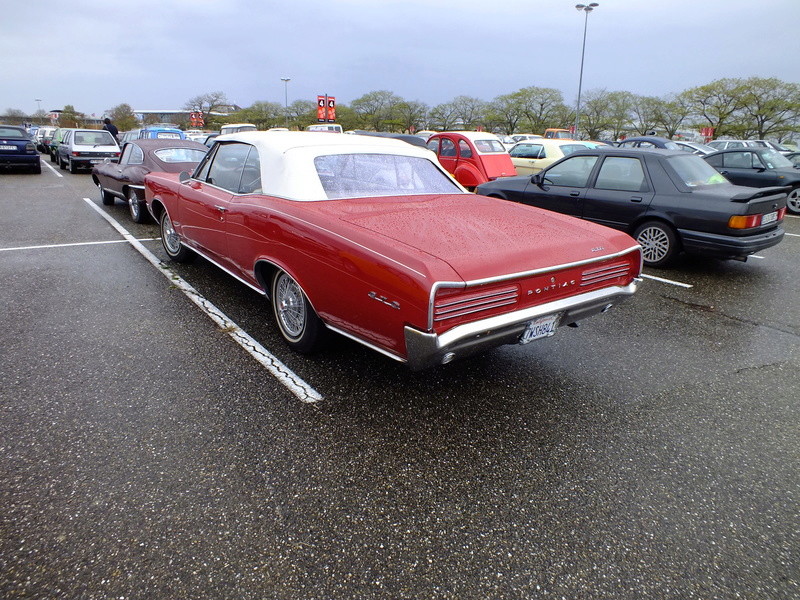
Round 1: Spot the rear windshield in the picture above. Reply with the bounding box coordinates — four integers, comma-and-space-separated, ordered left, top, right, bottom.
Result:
314, 153, 464, 199
668, 154, 729, 187
473, 139, 506, 153
0, 127, 27, 139
154, 148, 208, 163
73, 131, 116, 146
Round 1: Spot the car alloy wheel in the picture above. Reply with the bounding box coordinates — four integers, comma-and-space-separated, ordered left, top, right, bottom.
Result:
634, 221, 678, 268
787, 187, 800, 215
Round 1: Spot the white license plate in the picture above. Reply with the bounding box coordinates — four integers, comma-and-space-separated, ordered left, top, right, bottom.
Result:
0, 145, 15, 150
90, 159, 103, 164
520, 313, 560, 344
761, 211, 777, 225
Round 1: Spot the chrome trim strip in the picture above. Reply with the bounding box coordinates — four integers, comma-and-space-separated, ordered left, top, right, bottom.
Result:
426, 245, 641, 330
184, 244, 266, 296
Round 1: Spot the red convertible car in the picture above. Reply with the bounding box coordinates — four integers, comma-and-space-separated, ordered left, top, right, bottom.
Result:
145, 132, 642, 370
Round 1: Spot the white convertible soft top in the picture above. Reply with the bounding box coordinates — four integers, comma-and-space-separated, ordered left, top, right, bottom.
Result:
213, 131, 451, 201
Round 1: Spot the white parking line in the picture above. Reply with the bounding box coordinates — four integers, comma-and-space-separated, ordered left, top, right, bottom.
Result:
0, 238, 157, 252
640, 273, 693, 288
82, 198, 322, 403
41, 157, 62, 177
786, 232, 800, 237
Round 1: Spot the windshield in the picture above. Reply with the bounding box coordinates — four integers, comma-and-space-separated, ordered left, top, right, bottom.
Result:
154, 148, 208, 163
760, 150, 793, 169
668, 154, 729, 186
314, 153, 464, 199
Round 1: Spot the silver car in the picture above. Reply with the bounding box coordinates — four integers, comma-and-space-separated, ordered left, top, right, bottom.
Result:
57, 129, 120, 173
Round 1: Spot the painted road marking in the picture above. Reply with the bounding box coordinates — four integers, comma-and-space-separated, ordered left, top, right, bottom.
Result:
82, 198, 323, 404
785, 232, 800, 237
1, 238, 158, 252
41, 157, 62, 177
640, 273, 693, 288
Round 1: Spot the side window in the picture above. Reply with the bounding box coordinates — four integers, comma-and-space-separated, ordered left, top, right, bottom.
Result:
426, 139, 439, 154
639, 141, 657, 148
129, 144, 144, 165
542, 155, 598, 187
192, 145, 216, 182
724, 152, 749, 168
440, 138, 457, 157
594, 157, 647, 192
119, 144, 133, 165
238, 147, 262, 194
206, 143, 252, 192
750, 153, 765, 168
458, 140, 473, 158
705, 154, 723, 167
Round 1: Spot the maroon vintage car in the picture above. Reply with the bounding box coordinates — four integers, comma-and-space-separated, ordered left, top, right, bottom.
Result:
426, 131, 517, 189
92, 138, 208, 223
145, 131, 642, 370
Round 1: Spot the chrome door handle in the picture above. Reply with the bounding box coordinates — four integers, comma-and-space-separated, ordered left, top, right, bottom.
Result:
215, 205, 228, 212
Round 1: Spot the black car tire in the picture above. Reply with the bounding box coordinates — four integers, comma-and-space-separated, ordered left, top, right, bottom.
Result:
99, 185, 115, 206
786, 186, 800, 215
634, 220, 679, 268
68, 158, 78, 174
49, 151, 56, 163
128, 189, 148, 223
32, 163, 41, 174
59, 156, 67, 170
160, 210, 194, 263
271, 270, 326, 353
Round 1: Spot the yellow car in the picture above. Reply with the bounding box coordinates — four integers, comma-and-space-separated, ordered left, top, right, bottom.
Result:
509, 139, 606, 175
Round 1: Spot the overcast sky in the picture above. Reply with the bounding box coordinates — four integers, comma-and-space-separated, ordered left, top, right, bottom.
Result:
3, 0, 798, 118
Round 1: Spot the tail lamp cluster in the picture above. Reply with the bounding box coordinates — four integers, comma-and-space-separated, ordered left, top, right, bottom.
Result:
728, 207, 786, 229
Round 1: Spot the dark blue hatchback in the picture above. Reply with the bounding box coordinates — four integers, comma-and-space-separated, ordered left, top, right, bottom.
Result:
0, 125, 40, 174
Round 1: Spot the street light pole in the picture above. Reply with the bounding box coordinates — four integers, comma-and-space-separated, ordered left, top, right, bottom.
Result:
281, 78, 291, 127
574, 3, 598, 140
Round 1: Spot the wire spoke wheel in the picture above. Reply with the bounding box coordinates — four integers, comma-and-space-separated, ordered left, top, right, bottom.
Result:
274, 273, 306, 340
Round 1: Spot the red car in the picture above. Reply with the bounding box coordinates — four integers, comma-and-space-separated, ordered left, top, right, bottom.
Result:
145, 132, 642, 370
426, 131, 517, 189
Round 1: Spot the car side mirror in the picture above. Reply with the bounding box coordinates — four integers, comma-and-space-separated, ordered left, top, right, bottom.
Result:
179, 171, 191, 183
531, 173, 543, 186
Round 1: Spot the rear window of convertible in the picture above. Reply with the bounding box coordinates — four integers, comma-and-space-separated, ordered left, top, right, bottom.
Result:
314, 153, 463, 199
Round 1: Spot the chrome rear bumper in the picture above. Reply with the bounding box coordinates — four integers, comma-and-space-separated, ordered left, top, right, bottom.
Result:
404, 280, 639, 371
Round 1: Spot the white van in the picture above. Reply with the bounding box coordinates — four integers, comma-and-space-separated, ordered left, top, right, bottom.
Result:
306, 123, 343, 133
220, 123, 257, 135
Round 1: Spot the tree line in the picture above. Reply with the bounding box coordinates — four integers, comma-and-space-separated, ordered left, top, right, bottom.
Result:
6, 77, 798, 141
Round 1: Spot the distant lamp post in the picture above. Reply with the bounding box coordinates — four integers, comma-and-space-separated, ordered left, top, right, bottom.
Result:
574, 2, 598, 140
281, 77, 291, 127
35, 98, 42, 113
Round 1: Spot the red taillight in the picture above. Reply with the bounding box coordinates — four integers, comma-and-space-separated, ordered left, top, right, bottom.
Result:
778, 207, 787, 220
72, 151, 81, 157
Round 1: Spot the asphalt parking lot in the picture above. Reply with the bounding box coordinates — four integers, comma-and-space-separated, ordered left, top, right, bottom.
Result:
1, 160, 798, 599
